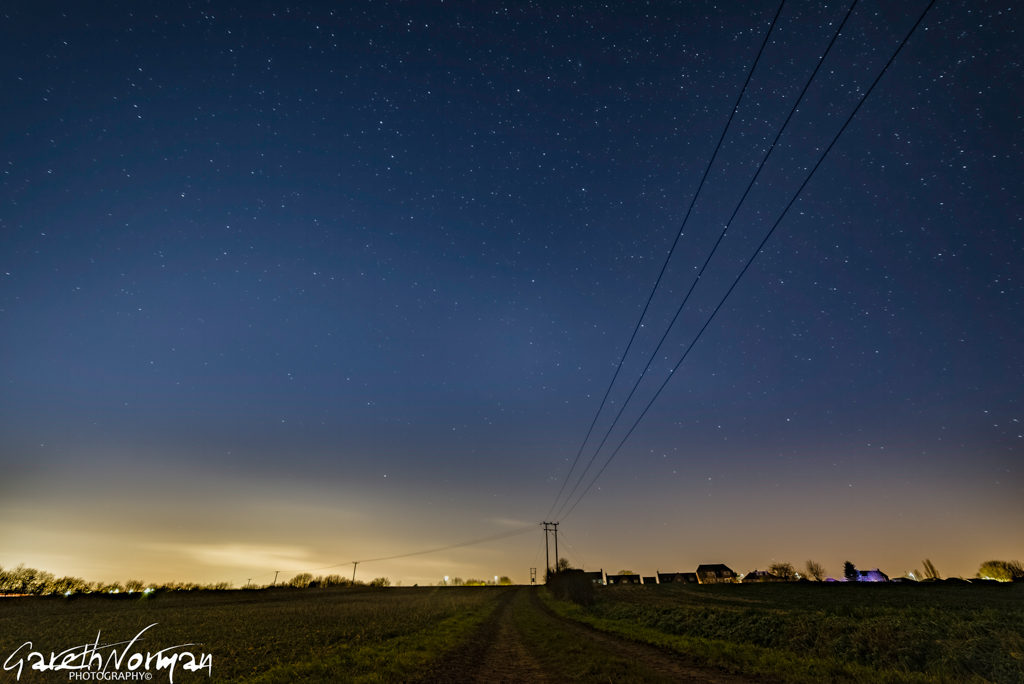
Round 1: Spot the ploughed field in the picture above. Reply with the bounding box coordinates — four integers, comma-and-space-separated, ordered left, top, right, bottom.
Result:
0, 582, 1021, 682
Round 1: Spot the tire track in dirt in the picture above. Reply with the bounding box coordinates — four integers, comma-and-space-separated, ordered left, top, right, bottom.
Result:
525, 589, 762, 683
416, 587, 762, 683
414, 587, 546, 683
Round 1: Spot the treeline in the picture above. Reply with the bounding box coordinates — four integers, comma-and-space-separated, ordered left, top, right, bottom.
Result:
0, 564, 233, 595
0, 564, 400, 596
0, 564, 237, 595
284, 573, 392, 588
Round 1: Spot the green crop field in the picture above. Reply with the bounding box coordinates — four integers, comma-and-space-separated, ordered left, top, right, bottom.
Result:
2, 582, 1022, 682
544, 581, 1024, 683
0, 586, 502, 683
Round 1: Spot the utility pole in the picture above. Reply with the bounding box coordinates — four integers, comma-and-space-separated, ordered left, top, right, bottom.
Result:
542, 523, 551, 578
272, 570, 280, 587
542, 521, 559, 579
553, 522, 559, 570
246, 578, 252, 589
352, 561, 359, 584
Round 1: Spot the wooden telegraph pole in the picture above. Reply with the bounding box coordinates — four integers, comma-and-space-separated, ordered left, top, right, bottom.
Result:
542, 522, 559, 579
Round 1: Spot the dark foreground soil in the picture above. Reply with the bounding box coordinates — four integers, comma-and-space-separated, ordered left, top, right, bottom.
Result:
415, 587, 763, 683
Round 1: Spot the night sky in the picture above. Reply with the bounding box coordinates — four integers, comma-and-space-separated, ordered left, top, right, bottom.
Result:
1, 1, 1020, 587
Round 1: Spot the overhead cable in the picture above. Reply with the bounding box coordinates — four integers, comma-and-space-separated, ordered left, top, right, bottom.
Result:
546, 0, 789, 520
561, 0, 938, 521
553, 0, 860, 520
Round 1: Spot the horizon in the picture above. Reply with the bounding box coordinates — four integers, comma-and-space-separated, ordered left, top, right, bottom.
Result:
2, 553, 1009, 590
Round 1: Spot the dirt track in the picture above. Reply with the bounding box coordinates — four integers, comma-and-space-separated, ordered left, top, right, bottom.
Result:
416, 587, 761, 683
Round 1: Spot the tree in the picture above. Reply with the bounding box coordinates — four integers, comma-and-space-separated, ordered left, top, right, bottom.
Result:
617, 570, 636, 575
369, 577, 391, 587
804, 560, 826, 581
322, 574, 351, 587
977, 560, 1023, 582
843, 561, 858, 582
288, 573, 313, 588
125, 579, 145, 593
1, 565, 55, 594
556, 557, 572, 572
498, 576, 512, 585
921, 559, 940, 580
768, 562, 796, 581
51, 576, 88, 595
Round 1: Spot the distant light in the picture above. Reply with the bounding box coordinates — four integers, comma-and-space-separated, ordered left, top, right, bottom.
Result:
64, 591, 72, 597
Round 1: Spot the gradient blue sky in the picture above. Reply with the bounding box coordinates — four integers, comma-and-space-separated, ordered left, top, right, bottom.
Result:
1, 0, 1020, 586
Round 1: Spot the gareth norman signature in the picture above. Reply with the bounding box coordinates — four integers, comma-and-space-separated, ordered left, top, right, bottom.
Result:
3, 623, 212, 682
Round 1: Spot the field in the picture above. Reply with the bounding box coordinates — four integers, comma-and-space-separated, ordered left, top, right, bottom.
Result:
546, 582, 1024, 683
1, 583, 1021, 682
0, 586, 497, 683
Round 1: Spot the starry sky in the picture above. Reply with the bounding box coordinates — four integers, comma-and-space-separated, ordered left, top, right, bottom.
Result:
1, 1, 1020, 587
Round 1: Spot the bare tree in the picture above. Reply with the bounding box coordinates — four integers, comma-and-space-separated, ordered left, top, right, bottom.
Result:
288, 573, 313, 588
804, 560, 826, 581
323, 574, 351, 587
768, 562, 796, 581
922, 559, 940, 580
51, 576, 89, 595
977, 560, 1024, 581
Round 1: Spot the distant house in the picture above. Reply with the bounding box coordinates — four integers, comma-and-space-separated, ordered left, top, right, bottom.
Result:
606, 573, 641, 585
696, 564, 738, 584
641, 576, 657, 585
742, 569, 784, 583
579, 570, 605, 585
657, 571, 699, 584
856, 569, 889, 583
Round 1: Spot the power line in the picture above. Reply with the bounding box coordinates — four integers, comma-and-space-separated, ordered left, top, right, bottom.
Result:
560, 0, 938, 521
237, 525, 536, 587
556, 530, 588, 571
311, 524, 536, 572
552, 0, 860, 521
546, 0, 789, 520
